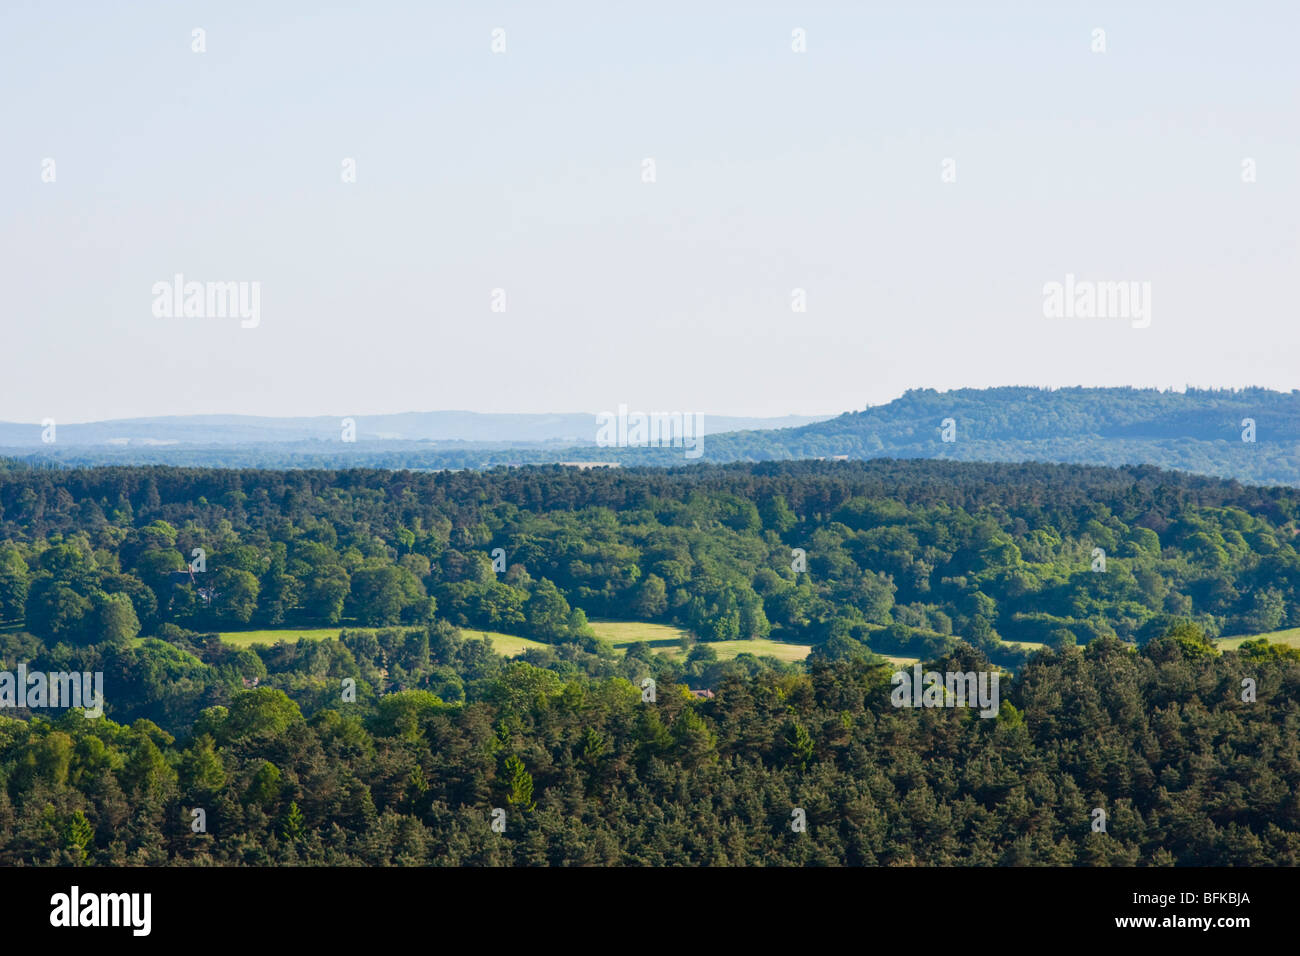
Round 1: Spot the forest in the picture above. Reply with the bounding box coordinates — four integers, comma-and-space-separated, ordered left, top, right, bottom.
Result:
2, 457, 1298, 661
0, 458, 1297, 864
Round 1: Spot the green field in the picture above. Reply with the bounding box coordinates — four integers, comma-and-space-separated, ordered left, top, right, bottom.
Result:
466, 620, 818, 662
674, 638, 814, 662
214, 625, 551, 657
588, 620, 817, 662
200, 623, 1049, 669
211, 619, 818, 663
588, 619, 693, 651
879, 655, 922, 667
458, 629, 551, 657
1217, 627, 1300, 651
216, 627, 344, 648
210, 625, 1300, 658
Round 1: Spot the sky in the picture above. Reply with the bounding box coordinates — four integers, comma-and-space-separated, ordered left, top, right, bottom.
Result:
2, 0, 1297, 423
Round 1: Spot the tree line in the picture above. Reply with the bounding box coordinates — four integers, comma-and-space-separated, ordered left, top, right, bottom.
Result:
0, 459, 1297, 666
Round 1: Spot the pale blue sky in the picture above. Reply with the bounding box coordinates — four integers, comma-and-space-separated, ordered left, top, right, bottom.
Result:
3, 0, 1297, 422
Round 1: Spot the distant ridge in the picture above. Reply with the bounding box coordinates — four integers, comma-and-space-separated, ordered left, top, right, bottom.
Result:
4, 387, 1299, 486
692, 386, 1300, 485
0, 410, 830, 447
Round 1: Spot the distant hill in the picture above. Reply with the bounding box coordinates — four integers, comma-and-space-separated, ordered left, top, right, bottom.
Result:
4, 388, 1298, 485
0, 410, 828, 446
692, 386, 1300, 485
713, 386, 1300, 446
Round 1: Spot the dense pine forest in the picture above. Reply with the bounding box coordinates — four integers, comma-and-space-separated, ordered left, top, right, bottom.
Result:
0, 458, 1297, 864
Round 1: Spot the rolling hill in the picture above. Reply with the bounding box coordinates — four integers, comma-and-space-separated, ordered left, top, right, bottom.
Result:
4, 387, 1298, 485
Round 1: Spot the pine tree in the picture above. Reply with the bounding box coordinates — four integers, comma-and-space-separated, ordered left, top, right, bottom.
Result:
281, 801, 305, 842
503, 754, 535, 812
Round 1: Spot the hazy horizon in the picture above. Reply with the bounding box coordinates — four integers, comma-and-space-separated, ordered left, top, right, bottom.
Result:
7, 383, 1297, 429
2, 382, 1294, 434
